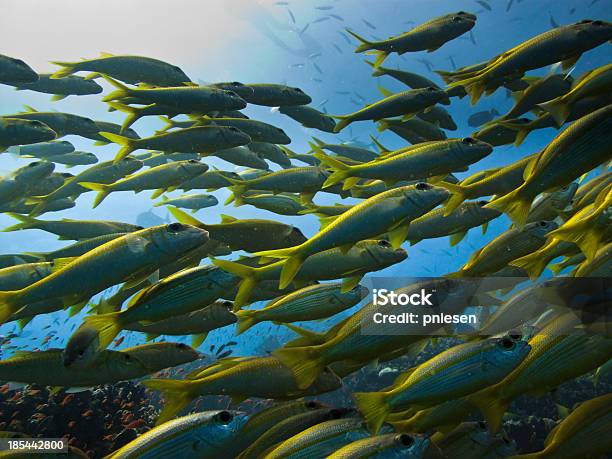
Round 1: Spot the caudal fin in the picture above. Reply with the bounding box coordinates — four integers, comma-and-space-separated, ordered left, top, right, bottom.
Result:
273, 345, 326, 390
78, 182, 112, 208
2, 213, 40, 232
310, 142, 353, 189
467, 388, 510, 434
0, 291, 20, 324
346, 29, 374, 53
106, 102, 143, 133
100, 75, 133, 102
436, 182, 468, 215
331, 116, 353, 133
143, 379, 198, 424
498, 120, 533, 147
548, 223, 604, 262
510, 251, 548, 281
353, 391, 391, 434
49, 61, 77, 79
210, 258, 258, 310
449, 75, 487, 105
235, 309, 259, 335
485, 189, 532, 229
98, 132, 137, 163
82, 312, 124, 351
537, 99, 570, 127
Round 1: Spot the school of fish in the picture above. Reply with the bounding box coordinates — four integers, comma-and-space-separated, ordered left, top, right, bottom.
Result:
0, 3, 610, 459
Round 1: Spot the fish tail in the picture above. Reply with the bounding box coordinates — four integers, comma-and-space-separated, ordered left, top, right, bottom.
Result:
436, 182, 467, 215
142, 379, 197, 424
100, 75, 133, 100
168, 206, 206, 228
353, 391, 391, 434
279, 255, 306, 289
311, 136, 326, 147
310, 142, 353, 188
49, 61, 77, 79
434, 69, 455, 84
537, 99, 569, 127
78, 182, 112, 208
273, 345, 325, 390
498, 120, 534, 147
468, 389, 510, 434
331, 116, 352, 133
548, 223, 604, 262
226, 181, 247, 206
450, 75, 486, 105
210, 258, 258, 309
82, 312, 124, 351
98, 132, 137, 163
377, 119, 390, 132
106, 102, 142, 133
2, 213, 40, 232
235, 309, 258, 335
510, 252, 548, 280
158, 116, 174, 131
485, 189, 531, 229
346, 29, 374, 53
364, 60, 384, 76
0, 291, 20, 324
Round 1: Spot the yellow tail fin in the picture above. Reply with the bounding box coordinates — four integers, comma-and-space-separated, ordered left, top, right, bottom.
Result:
273, 345, 325, 390
0, 291, 20, 324
210, 258, 258, 309
82, 311, 124, 350
353, 391, 391, 434
235, 309, 259, 335
437, 182, 467, 215
98, 132, 137, 163
143, 379, 197, 424
485, 189, 532, 229
49, 61, 77, 79
78, 182, 112, 208
537, 99, 570, 127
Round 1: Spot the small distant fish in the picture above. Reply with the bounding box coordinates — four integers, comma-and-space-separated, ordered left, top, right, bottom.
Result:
288, 9, 296, 23
349, 98, 361, 105
312, 78, 323, 83
312, 17, 330, 23
315, 5, 333, 10
274, 1, 289, 5
316, 98, 329, 107
328, 13, 344, 21
469, 30, 477, 45
416, 58, 433, 72
308, 52, 321, 59
336, 90, 350, 95
333, 43, 343, 53
354, 91, 365, 101
476, 0, 492, 11
362, 19, 377, 30
447, 55, 457, 70
113, 336, 125, 348
549, 12, 559, 28
290, 63, 305, 68
589, 0, 600, 5
339, 31, 352, 44
313, 62, 323, 74
300, 23, 310, 34
569, 7, 575, 14
468, 109, 501, 127
506, 0, 514, 12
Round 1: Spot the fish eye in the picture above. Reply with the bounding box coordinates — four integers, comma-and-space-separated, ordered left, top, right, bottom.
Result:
578, 19, 593, 24
425, 86, 436, 91
462, 137, 476, 144
378, 240, 391, 248
478, 421, 487, 430
502, 435, 511, 444
415, 182, 431, 190
593, 20, 603, 26
538, 221, 548, 227
61, 173, 73, 178
305, 400, 319, 409
452, 16, 463, 22
397, 434, 414, 447
477, 200, 488, 206
294, 88, 304, 93
500, 337, 515, 349
28, 162, 40, 167
176, 343, 187, 349
78, 349, 84, 356
230, 81, 242, 86
329, 409, 343, 419
222, 300, 233, 309
135, 226, 144, 230
216, 410, 233, 424
168, 222, 184, 232
509, 330, 522, 341
188, 159, 199, 164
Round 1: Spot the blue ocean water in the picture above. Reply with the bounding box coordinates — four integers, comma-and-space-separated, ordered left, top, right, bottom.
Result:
0, 0, 610, 358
